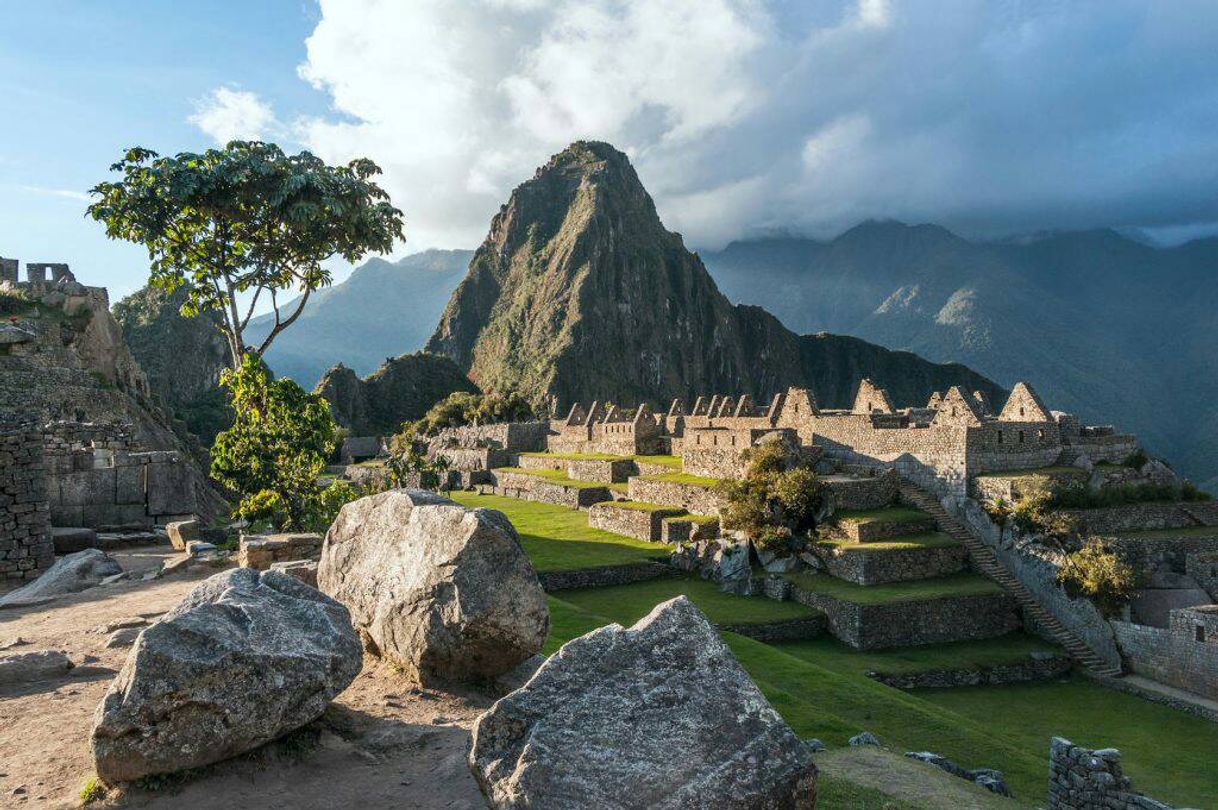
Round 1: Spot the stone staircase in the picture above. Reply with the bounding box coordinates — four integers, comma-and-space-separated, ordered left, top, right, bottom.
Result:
898, 481, 1124, 678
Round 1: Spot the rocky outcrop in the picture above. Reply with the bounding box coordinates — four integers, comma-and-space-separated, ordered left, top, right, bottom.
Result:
314, 352, 478, 435
469, 596, 817, 809
0, 549, 122, 609
317, 490, 548, 685
428, 140, 1001, 410
90, 568, 361, 783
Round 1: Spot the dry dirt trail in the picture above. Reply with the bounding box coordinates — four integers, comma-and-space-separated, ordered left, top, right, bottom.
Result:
0, 547, 488, 809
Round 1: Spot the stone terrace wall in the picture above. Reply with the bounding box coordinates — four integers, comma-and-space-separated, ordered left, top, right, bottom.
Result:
824, 472, 899, 512
0, 417, 54, 582
627, 478, 721, 515
814, 544, 965, 586
1107, 534, 1218, 573
1048, 737, 1174, 810
429, 421, 550, 455
1063, 502, 1218, 534
1110, 609, 1218, 701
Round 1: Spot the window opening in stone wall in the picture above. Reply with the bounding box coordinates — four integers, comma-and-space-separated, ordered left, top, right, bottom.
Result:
1197, 624, 1207, 643
997, 431, 1003, 444
1018, 430, 1025, 443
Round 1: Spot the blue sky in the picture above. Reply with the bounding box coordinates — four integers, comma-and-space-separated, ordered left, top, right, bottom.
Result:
0, 2, 326, 297
2, 1, 1216, 303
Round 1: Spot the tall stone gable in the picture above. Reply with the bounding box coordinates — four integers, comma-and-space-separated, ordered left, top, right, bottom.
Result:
998, 382, 1052, 422
935, 386, 984, 426
852, 379, 895, 414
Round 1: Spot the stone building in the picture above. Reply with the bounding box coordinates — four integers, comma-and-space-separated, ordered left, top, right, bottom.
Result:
0, 416, 55, 581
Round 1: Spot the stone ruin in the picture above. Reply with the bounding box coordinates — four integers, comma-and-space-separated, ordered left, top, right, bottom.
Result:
1048, 737, 1176, 810
0, 415, 55, 582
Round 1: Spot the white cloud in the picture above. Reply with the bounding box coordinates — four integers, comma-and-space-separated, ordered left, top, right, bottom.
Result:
286, 0, 1218, 251
190, 87, 278, 144
18, 185, 91, 203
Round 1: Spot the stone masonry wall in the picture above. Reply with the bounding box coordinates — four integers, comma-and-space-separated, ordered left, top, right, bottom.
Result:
627, 477, 721, 515
0, 417, 55, 581
587, 503, 683, 542
1048, 737, 1174, 810
237, 533, 324, 571
823, 472, 899, 512
814, 544, 965, 586
1110, 612, 1218, 701
1063, 502, 1218, 534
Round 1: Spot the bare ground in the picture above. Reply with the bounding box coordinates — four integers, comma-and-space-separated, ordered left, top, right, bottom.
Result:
0, 547, 488, 809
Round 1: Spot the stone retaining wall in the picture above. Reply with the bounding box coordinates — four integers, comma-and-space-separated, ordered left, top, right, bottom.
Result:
720, 614, 827, 643
0, 417, 54, 582
824, 472, 899, 511
536, 561, 673, 591
660, 516, 720, 544
492, 471, 611, 509
1048, 737, 1173, 809
1110, 610, 1218, 701
1107, 534, 1218, 573
627, 477, 721, 515
868, 655, 1072, 689
788, 585, 1021, 650
830, 517, 936, 543
587, 503, 683, 542
567, 458, 634, 483
1064, 502, 1218, 534
814, 544, 965, 585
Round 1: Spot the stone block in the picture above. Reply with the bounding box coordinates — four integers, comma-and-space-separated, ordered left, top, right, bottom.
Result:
165, 519, 200, 551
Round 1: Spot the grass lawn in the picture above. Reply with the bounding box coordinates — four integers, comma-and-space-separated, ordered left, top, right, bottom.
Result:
775, 633, 1061, 678
918, 679, 1218, 807
638, 471, 722, 487
633, 454, 683, 469
1104, 526, 1218, 539
557, 576, 818, 626
447, 491, 669, 571
816, 532, 960, 552
834, 507, 932, 524
784, 571, 1004, 605
493, 466, 613, 489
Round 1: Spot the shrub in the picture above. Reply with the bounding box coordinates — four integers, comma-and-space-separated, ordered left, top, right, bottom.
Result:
0, 287, 29, 316
718, 442, 825, 553
1048, 479, 1210, 509
1121, 449, 1150, 469
412, 390, 537, 437
1057, 539, 1135, 616
385, 423, 450, 491
79, 777, 106, 805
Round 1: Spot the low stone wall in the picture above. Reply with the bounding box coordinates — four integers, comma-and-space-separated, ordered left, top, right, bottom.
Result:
587, 503, 683, 542
869, 654, 1072, 689
814, 544, 965, 585
788, 585, 1021, 650
1186, 552, 1218, 600
1107, 534, 1218, 573
1064, 502, 1218, 534
1048, 737, 1174, 810
237, 533, 324, 570
953, 496, 1124, 671
1110, 615, 1218, 702
536, 561, 673, 591
492, 471, 612, 509
627, 477, 721, 515
0, 417, 54, 582
720, 614, 827, 643
660, 516, 720, 544
515, 454, 567, 472
567, 458, 634, 483
830, 517, 937, 543
973, 469, 1086, 502
823, 472, 899, 511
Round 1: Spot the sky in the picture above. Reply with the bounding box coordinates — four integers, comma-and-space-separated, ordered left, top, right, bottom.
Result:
2, 0, 1217, 302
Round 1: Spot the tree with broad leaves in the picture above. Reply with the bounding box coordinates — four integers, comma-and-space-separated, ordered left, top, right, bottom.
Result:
87, 141, 404, 368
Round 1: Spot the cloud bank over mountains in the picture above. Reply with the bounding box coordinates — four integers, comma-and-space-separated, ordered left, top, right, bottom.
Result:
193, 0, 1218, 251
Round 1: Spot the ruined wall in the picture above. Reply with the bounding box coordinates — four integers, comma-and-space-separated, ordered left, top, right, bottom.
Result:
1048, 737, 1175, 810
1063, 503, 1218, 534
1110, 607, 1218, 701
0, 417, 54, 581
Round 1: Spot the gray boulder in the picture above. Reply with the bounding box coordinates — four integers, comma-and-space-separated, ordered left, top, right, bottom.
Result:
0, 650, 74, 686
849, 731, 881, 747
0, 549, 122, 609
89, 568, 361, 783
317, 489, 548, 686
469, 596, 816, 809
51, 527, 99, 554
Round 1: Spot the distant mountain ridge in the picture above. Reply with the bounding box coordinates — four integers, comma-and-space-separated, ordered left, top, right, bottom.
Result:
425, 141, 1003, 412
247, 249, 472, 388
701, 222, 1218, 491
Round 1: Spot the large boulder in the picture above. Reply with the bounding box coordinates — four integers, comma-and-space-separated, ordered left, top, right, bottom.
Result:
469, 596, 817, 809
317, 489, 548, 686
0, 650, 74, 686
0, 549, 122, 609
90, 568, 361, 783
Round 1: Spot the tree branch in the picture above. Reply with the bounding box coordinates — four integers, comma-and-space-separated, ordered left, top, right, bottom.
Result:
256, 286, 312, 356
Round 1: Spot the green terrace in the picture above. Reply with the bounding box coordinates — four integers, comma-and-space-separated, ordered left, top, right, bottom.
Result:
776, 632, 1061, 678
832, 507, 933, 525
556, 576, 819, 628
784, 571, 1004, 605
815, 532, 961, 552
448, 491, 669, 571
637, 471, 722, 487
492, 466, 628, 492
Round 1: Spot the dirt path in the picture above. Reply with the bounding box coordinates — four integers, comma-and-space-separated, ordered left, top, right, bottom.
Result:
0, 548, 488, 809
